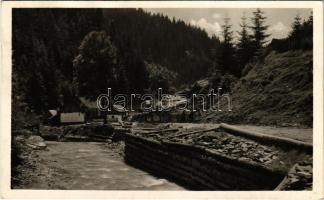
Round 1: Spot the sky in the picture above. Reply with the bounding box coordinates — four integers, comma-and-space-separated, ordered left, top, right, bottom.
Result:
144, 8, 312, 41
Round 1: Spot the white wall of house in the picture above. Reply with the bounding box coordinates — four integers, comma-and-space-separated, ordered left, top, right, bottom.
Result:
60, 112, 85, 123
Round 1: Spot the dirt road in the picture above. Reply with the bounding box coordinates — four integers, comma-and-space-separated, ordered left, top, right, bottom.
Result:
21, 141, 184, 190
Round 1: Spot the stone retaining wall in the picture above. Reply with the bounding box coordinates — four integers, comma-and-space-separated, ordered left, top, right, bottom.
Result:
124, 133, 285, 190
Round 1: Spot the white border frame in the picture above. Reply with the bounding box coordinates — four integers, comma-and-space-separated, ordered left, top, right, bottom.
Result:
0, 1, 323, 199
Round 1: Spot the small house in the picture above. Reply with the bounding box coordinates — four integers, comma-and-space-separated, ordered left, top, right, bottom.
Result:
60, 112, 85, 124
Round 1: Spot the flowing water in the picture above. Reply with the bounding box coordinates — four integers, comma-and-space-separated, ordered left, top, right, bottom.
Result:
27, 141, 184, 190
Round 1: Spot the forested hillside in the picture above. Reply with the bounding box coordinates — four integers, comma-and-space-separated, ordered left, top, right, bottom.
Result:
102, 9, 220, 83
12, 8, 220, 122
13, 9, 103, 114
198, 50, 313, 127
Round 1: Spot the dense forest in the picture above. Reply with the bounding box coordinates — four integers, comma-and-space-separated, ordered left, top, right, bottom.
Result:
12, 9, 219, 118
12, 8, 313, 129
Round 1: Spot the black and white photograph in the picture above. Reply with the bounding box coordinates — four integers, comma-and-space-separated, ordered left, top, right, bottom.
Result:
0, 1, 323, 199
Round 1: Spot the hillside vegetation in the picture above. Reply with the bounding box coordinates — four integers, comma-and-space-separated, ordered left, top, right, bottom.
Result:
199, 50, 313, 127
12, 8, 219, 119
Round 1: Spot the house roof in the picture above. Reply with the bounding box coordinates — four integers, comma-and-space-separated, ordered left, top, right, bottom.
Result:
49, 110, 58, 116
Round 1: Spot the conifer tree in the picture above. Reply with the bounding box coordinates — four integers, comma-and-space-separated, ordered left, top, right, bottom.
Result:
250, 8, 270, 51
222, 17, 234, 46
217, 16, 238, 76
236, 15, 253, 74
290, 13, 302, 37
217, 17, 235, 74
289, 13, 303, 49
303, 11, 313, 38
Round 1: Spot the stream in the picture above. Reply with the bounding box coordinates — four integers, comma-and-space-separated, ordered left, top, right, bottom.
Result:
25, 141, 184, 190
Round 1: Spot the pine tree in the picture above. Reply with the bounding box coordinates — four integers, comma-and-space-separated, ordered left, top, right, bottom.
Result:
250, 8, 270, 51
300, 12, 313, 49
289, 13, 303, 49
303, 11, 313, 37
222, 17, 234, 46
236, 15, 253, 74
210, 35, 221, 74
217, 16, 238, 76
290, 13, 302, 37
289, 14, 302, 49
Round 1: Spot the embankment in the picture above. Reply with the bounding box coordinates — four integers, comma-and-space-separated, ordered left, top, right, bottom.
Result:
124, 133, 286, 190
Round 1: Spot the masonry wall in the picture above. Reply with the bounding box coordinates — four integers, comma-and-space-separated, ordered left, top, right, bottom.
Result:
124, 133, 285, 190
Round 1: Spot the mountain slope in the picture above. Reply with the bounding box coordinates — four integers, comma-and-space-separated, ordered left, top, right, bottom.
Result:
200, 50, 313, 127
12, 8, 220, 114
102, 8, 220, 84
